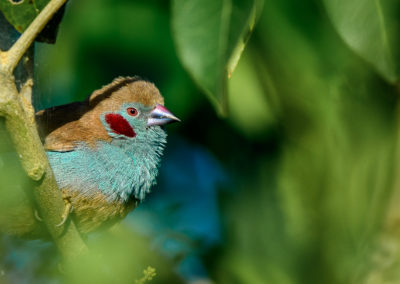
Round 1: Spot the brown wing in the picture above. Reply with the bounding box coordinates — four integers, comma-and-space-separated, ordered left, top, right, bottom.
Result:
35, 101, 91, 152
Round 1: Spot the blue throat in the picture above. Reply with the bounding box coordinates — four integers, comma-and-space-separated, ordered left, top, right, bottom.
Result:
46, 126, 167, 202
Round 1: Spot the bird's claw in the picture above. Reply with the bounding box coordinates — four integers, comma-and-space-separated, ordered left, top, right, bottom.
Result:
56, 195, 73, 227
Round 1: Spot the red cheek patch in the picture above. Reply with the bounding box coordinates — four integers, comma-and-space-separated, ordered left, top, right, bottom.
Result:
105, 114, 136, 138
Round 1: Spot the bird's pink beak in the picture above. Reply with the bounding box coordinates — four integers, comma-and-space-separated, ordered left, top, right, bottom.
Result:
147, 104, 180, 126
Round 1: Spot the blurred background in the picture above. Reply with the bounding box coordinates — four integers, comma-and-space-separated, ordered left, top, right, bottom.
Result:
1, 0, 400, 283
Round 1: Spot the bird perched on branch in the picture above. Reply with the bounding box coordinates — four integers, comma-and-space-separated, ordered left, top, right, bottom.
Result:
30, 76, 179, 235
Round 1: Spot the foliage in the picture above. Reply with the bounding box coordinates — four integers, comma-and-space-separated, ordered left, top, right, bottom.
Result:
0, 0, 63, 42
172, 0, 261, 115
135, 266, 157, 284
1, 0, 400, 283
323, 0, 400, 83
0, 0, 49, 33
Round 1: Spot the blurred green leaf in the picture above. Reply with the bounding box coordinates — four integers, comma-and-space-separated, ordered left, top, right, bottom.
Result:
228, 46, 277, 137
0, 0, 49, 33
216, 1, 398, 282
323, 0, 399, 83
64, 225, 183, 284
171, 0, 261, 115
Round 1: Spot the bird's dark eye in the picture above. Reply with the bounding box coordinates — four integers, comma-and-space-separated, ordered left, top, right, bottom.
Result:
127, 107, 138, 116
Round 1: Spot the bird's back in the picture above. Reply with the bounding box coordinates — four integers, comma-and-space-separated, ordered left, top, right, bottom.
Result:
36, 101, 89, 143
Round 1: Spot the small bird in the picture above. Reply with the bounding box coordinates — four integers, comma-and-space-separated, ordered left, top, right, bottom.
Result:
29, 76, 179, 235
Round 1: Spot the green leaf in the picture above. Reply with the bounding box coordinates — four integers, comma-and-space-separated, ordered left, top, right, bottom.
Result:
228, 47, 277, 138
323, 0, 399, 83
0, 0, 65, 43
0, 0, 49, 33
172, 0, 261, 115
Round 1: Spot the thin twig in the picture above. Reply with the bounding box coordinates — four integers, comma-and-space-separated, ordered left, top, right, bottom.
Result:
2, 0, 67, 73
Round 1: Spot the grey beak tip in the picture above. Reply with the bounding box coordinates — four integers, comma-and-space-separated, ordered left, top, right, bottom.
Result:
147, 104, 180, 126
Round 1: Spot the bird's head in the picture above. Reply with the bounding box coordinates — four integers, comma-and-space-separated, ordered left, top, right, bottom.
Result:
37, 77, 179, 152
87, 77, 179, 144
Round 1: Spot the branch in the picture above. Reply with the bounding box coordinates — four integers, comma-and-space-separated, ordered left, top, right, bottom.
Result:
2, 0, 67, 74
0, 0, 87, 261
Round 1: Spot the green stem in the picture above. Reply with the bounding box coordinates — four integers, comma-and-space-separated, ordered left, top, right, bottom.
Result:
0, 0, 87, 261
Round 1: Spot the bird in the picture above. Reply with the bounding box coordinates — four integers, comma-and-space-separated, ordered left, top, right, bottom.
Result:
1, 76, 180, 237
